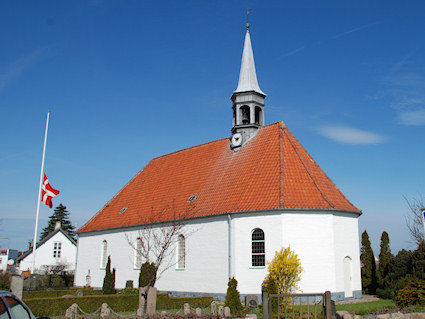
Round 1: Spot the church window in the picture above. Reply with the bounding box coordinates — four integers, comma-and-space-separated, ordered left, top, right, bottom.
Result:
134, 238, 142, 269
100, 240, 107, 269
177, 235, 185, 269
53, 242, 62, 258
255, 106, 262, 125
251, 228, 265, 267
240, 105, 250, 124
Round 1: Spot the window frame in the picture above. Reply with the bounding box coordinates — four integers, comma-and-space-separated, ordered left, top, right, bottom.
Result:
100, 240, 107, 269
53, 242, 62, 258
134, 238, 142, 269
251, 228, 265, 268
176, 235, 185, 270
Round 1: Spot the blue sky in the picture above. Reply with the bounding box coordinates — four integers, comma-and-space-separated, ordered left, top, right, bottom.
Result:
1, 1, 424, 257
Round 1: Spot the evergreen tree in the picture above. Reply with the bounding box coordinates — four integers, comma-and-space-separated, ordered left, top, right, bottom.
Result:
377, 231, 393, 289
360, 231, 377, 294
412, 242, 425, 280
40, 204, 76, 241
224, 277, 243, 315
388, 249, 413, 287
102, 256, 116, 294
139, 262, 157, 288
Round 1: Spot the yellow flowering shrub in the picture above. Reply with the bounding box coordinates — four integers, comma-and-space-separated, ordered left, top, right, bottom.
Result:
264, 247, 303, 310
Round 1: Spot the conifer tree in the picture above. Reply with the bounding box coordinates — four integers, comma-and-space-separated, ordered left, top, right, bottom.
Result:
224, 277, 243, 315
40, 204, 76, 241
377, 231, 393, 289
102, 256, 116, 294
360, 230, 377, 294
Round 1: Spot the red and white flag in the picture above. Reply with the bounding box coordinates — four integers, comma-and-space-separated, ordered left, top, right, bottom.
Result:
41, 173, 60, 208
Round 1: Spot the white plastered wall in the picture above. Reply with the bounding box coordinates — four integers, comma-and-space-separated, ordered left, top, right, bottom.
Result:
75, 210, 361, 298
332, 213, 362, 295
75, 215, 230, 294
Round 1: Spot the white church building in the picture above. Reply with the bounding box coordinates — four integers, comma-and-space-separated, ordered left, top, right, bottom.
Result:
75, 26, 362, 300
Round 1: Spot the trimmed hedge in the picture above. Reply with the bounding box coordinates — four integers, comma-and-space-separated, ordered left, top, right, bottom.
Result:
24, 293, 213, 317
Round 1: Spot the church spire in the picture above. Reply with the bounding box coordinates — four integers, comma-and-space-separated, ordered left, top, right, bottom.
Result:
230, 24, 266, 148
234, 27, 265, 96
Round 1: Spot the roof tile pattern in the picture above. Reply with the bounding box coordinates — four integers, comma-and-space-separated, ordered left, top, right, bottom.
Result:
78, 122, 360, 233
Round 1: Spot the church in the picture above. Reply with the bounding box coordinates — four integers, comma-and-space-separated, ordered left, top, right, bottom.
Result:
75, 25, 362, 301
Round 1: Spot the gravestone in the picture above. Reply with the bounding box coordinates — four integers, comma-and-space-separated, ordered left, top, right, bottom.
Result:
65, 303, 78, 319
195, 308, 202, 316
184, 303, 191, 315
146, 287, 157, 315
224, 306, 231, 317
10, 276, 23, 299
218, 306, 224, 317
245, 295, 258, 310
75, 289, 84, 297
210, 301, 217, 315
100, 303, 111, 319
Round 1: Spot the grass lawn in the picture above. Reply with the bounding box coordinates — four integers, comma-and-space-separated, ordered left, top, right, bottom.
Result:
250, 299, 425, 319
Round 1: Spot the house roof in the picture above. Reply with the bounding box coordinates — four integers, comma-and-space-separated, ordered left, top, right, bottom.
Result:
78, 122, 360, 234
17, 228, 77, 261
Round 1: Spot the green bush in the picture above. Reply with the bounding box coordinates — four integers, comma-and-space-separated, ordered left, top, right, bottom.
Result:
23, 292, 213, 317
117, 288, 139, 295
139, 262, 157, 287
224, 277, 243, 315
395, 280, 425, 307
376, 288, 393, 300
0, 272, 10, 290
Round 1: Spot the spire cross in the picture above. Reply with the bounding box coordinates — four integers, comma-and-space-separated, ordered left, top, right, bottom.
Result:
246, 9, 252, 29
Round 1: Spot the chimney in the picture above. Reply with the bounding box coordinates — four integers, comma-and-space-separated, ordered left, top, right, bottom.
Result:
55, 221, 61, 230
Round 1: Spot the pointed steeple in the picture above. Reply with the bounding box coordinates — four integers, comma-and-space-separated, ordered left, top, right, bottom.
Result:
230, 26, 266, 147
234, 28, 265, 96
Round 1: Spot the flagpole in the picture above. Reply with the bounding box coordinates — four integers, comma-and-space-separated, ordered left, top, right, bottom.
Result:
31, 111, 50, 273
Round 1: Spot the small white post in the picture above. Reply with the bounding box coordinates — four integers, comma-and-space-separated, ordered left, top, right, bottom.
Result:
31, 111, 50, 273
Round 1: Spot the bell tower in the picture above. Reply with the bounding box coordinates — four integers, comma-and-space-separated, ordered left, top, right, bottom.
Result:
230, 24, 266, 148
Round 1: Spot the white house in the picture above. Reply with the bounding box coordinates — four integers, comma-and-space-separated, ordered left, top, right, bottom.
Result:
74, 26, 362, 300
0, 249, 19, 272
18, 227, 77, 274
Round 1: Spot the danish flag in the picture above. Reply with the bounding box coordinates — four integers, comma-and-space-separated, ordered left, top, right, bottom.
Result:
41, 173, 60, 208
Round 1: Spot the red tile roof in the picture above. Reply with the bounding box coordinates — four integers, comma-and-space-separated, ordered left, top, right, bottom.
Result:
78, 122, 360, 233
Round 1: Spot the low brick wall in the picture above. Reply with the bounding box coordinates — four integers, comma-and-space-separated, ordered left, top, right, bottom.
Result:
336, 311, 425, 319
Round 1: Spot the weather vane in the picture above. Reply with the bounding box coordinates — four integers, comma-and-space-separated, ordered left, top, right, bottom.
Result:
246, 8, 252, 29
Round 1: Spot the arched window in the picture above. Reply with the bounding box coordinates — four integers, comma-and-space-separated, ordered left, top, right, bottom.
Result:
100, 240, 107, 269
177, 235, 185, 269
134, 238, 142, 269
255, 106, 262, 125
252, 228, 265, 267
240, 105, 250, 124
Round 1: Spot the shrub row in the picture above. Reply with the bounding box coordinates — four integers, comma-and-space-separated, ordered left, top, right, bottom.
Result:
23, 288, 102, 299
24, 293, 213, 317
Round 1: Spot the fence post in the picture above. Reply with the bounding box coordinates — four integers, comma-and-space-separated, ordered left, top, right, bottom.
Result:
324, 291, 332, 319
262, 292, 269, 319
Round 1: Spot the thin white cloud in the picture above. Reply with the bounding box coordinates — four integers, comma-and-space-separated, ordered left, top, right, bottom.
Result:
332, 22, 379, 40
0, 47, 49, 91
397, 109, 425, 126
318, 125, 385, 145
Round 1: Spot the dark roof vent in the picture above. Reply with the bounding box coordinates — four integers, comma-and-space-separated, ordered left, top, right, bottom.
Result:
119, 207, 127, 214
188, 195, 197, 203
